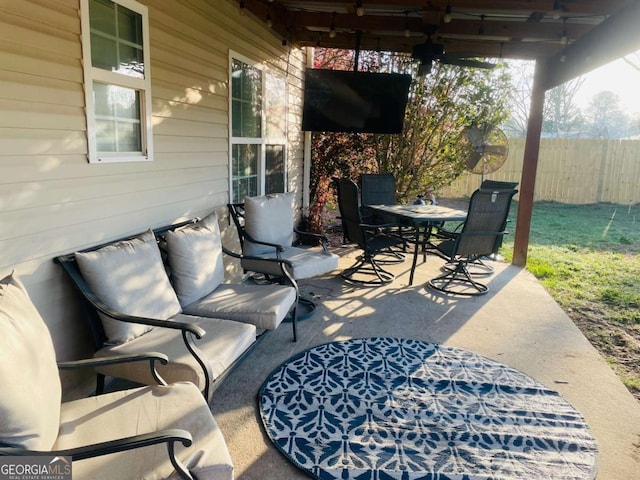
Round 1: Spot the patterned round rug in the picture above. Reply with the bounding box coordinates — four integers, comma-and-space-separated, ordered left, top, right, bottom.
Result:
259, 337, 598, 480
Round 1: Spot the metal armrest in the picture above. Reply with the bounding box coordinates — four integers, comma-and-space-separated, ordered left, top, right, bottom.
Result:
222, 246, 299, 292
294, 227, 331, 252
236, 229, 286, 253
58, 353, 169, 386
0, 430, 195, 480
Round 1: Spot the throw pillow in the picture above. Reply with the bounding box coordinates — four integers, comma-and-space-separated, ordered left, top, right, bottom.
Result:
165, 212, 225, 307
75, 229, 182, 344
0, 271, 61, 450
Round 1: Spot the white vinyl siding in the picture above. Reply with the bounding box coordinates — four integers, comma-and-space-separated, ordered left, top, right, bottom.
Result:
0, 0, 306, 397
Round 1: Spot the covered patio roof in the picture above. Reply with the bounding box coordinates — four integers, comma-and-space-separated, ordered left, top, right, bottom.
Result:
240, 0, 640, 265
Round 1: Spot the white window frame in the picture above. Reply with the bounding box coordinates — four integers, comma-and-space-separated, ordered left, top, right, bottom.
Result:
80, 0, 153, 163
229, 51, 288, 202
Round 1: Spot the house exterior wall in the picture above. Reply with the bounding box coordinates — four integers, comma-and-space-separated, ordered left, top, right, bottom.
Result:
0, 0, 306, 394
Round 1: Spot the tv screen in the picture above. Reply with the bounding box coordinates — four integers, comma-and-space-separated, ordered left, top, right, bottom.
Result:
302, 69, 412, 134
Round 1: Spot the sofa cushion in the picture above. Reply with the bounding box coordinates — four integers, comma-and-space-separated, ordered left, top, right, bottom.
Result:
94, 314, 256, 390
75, 229, 182, 344
0, 271, 61, 450
183, 283, 296, 330
243, 192, 295, 255
56, 382, 234, 480
241, 246, 339, 280
165, 213, 225, 307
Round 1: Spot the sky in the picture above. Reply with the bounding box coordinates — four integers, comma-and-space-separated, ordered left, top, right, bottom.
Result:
573, 53, 640, 115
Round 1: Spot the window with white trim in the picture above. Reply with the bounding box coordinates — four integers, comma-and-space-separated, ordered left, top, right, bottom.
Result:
230, 54, 287, 202
81, 0, 153, 163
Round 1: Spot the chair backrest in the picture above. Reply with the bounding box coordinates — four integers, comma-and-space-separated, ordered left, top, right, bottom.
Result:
242, 192, 295, 255
360, 173, 396, 205
336, 178, 367, 248
456, 188, 518, 256
480, 179, 519, 191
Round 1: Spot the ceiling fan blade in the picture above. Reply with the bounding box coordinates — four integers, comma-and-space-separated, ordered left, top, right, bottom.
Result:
440, 58, 496, 69
482, 145, 508, 156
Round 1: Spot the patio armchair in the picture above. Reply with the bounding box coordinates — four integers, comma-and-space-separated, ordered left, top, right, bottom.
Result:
0, 271, 233, 480
335, 178, 404, 285
427, 187, 517, 295
227, 192, 339, 317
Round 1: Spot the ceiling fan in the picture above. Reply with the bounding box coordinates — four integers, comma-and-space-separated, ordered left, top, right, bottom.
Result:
411, 35, 497, 75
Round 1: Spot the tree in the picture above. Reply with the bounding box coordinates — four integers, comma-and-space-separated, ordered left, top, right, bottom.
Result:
585, 91, 631, 138
543, 79, 586, 137
306, 48, 512, 233
501, 60, 586, 138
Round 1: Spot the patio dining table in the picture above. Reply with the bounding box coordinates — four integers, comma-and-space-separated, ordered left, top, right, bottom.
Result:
365, 204, 467, 285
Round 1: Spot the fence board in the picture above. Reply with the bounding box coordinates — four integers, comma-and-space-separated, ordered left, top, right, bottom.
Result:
442, 138, 640, 205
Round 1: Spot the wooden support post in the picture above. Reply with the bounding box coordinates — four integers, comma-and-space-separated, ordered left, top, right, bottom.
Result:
513, 60, 547, 267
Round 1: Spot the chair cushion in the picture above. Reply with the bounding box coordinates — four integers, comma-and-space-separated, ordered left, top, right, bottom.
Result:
56, 382, 233, 480
183, 283, 296, 330
242, 246, 339, 280
243, 192, 295, 255
94, 314, 256, 390
0, 272, 61, 451
165, 212, 225, 307
75, 229, 182, 344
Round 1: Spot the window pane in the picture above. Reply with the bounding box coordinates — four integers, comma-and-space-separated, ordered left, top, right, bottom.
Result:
89, 0, 116, 36
265, 145, 285, 194
241, 102, 261, 137
117, 43, 144, 78
96, 119, 117, 151
94, 82, 142, 153
91, 33, 118, 71
117, 4, 143, 44
232, 100, 242, 137
266, 75, 286, 139
231, 59, 261, 138
232, 144, 258, 202
116, 120, 142, 151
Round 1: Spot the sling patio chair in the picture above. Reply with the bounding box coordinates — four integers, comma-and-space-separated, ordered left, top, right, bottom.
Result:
427, 187, 517, 295
335, 178, 405, 285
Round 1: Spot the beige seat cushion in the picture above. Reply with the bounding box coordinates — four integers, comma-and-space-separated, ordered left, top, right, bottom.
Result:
243, 192, 295, 255
94, 314, 256, 390
165, 213, 225, 307
0, 272, 61, 451
75, 229, 182, 344
242, 246, 339, 280
55, 382, 233, 480
183, 283, 296, 330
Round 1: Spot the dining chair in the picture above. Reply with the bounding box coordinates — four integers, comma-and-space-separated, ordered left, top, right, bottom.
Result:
427, 187, 518, 295
336, 178, 405, 285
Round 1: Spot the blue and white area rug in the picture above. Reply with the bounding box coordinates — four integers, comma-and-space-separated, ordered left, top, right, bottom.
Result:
259, 337, 598, 479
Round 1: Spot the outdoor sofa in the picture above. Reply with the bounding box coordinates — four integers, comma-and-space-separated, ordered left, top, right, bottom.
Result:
54, 212, 297, 401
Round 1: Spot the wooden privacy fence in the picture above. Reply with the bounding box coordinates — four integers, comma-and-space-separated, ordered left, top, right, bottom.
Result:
441, 138, 640, 205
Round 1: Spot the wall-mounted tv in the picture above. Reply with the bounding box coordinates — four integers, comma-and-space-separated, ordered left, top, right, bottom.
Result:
302, 69, 412, 134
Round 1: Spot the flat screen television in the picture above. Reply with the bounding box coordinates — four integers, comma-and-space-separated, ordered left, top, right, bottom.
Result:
302, 69, 412, 134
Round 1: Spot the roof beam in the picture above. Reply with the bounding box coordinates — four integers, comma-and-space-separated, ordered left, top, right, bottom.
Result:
542, 0, 640, 89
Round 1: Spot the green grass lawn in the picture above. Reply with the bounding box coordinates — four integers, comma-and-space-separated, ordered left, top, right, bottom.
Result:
501, 202, 640, 396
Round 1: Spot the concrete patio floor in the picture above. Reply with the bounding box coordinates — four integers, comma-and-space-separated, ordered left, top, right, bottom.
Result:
209, 246, 640, 479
